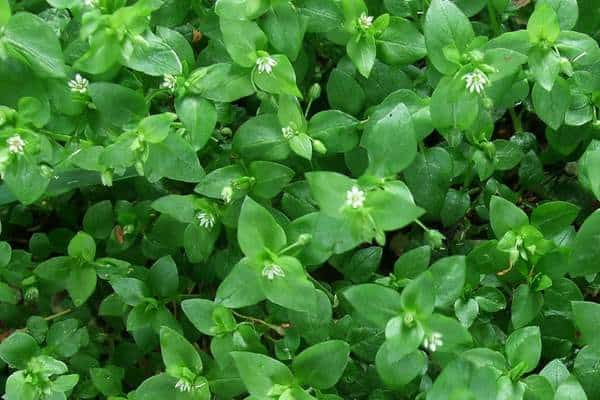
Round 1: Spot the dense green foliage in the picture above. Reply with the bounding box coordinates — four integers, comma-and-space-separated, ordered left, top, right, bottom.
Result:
1, 0, 600, 399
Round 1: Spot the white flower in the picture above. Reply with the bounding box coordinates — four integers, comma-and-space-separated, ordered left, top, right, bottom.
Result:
262, 263, 285, 280
256, 56, 277, 74
423, 332, 444, 352
221, 186, 233, 204
345, 185, 366, 209
68, 74, 89, 94
463, 69, 489, 94
358, 13, 374, 29
160, 74, 177, 91
175, 378, 207, 393
83, 0, 98, 7
196, 212, 215, 229
6, 135, 25, 155
175, 379, 193, 393
281, 126, 296, 140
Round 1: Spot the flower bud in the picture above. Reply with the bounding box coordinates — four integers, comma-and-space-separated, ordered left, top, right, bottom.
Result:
135, 161, 144, 176
24, 286, 39, 303
482, 97, 494, 110
480, 141, 496, 159
564, 161, 578, 176
425, 229, 445, 250
559, 57, 573, 77
308, 83, 321, 101
312, 139, 327, 154
101, 170, 113, 187
297, 233, 312, 245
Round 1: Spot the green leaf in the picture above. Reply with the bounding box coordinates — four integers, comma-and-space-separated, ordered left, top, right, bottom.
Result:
261, 1, 306, 60
253, 54, 302, 97
214, 0, 270, 20
4, 156, 51, 205
88, 83, 148, 127
527, 3, 561, 44
569, 210, 600, 276
346, 34, 376, 78
377, 17, 426, 65
182, 299, 234, 336
160, 326, 202, 377
489, 196, 528, 239
404, 147, 453, 219
188, 63, 255, 102
376, 344, 426, 388
0, 332, 39, 369
401, 271, 435, 318
68, 231, 96, 261
292, 341, 349, 389
531, 201, 579, 237
260, 256, 316, 312
361, 102, 417, 176
308, 110, 359, 153
111, 277, 151, 306
430, 256, 466, 308
424, 0, 474, 74
122, 31, 182, 76
238, 197, 287, 257
289, 133, 313, 160
175, 96, 217, 151
231, 352, 294, 398
83, 200, 114, 239
571, 301, 600, 348
0, 0, 10, 27
326, 68, 366, 115
341, 283, 402, 329
215, 259, 265, 308
145, 133, 205, 183
393, 246, 431, 280
149, 256, 179, 299
532, 78, 571, 130
511, 284, 543, 329
90, 366, 124, 397
151, 195, 196, 223
220, 18, 267, 67
305, 171, 354, 216
249, 161, 295, 199
505, 326, 542, 373
66, 265, 97, 306
4, 12, 66, 78
233, 114, 290, 161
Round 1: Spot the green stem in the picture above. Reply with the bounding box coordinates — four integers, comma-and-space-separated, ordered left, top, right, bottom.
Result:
231, 310, 286, 336
415, 219, 428, 232
509, 108, 523, 133
304, 99, 314, 118
44, 308, 72, 321
487, 1, 501, 37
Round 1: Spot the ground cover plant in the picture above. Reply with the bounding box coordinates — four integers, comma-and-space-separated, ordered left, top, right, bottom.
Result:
1, 0, 600, 398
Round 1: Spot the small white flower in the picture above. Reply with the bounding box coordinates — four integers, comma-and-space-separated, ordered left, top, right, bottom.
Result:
262, 263, 285, 280
6, 135, 25, 155
68, 74, 89, 94
345, 185, 366, 209
281, 126, 296, 140
463, 69, 489, 94
196, 212, 215, 229
221, 186, 233, 204
175, 379, 192, 392
256, 56, 277, 74
423, 332, 444, 352
83, 0, 98, 7
160, 74, 177, 91
358, 13, 374, 29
